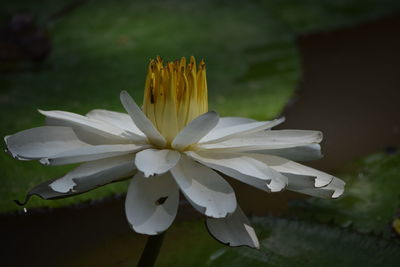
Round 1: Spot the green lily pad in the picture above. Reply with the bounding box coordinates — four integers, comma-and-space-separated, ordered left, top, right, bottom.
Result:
289, 153, 400, 236
208, 216, 400, 267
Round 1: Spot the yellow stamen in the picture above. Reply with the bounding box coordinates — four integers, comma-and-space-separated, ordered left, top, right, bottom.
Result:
143, 56, 208, 144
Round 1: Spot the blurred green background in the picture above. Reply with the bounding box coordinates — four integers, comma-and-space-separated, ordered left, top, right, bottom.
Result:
1, 0, 400, 266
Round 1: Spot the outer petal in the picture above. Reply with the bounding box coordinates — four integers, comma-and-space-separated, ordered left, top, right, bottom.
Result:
39, 109, 145, 143
120, 91, 166, 147
212, 117, 256, 130
292, 177, 345, 199
50, 155, 136, 193
248, 154, 334, 188
254, 144, 322, 161
16, 155, 136, 204
86, 109, 145, 136
170, 155, 236, 218
5, 126, 88, 160
284, 173, 317, 190
199, 117, 284, 144
206, 206, 260, 249
125, 172, 179, 235
172, 111, 219, 150
39, 144, 147, 166
186, 151, 287, 192
135, 149, 181, 177
197, 130, 322, 152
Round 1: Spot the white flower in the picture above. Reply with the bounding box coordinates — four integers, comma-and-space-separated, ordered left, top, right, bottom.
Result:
5, 56, 345, 248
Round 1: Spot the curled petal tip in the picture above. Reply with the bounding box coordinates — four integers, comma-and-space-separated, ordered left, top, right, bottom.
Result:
14, 195, 32, 206
39, 158, 50, 165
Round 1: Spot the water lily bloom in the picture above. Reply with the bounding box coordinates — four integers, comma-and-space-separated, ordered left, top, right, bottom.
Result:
5, 56, 344, 248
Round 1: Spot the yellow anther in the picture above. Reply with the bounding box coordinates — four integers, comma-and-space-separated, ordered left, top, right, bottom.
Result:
143, 56, 208, 145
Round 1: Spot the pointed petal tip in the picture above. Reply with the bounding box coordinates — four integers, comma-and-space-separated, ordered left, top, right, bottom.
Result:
37, 109, 50, 116
120, 91, 132, 106
39, 158, 51, 165
206, 207, 260, 249
209, 110, 219, 116
314, 175, 333, 188
316, 131, 323, 143
273, 116, 285, 126
332, 191, 344, 199
120, 90, 129, 98
49, 178, 76, 193
120, 90, 166, 147
332, 186, 345, 199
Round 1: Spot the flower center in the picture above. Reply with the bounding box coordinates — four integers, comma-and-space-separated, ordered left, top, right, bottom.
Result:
143, 56, 208, 145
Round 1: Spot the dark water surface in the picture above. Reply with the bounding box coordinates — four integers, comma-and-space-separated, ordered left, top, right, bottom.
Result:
281, 14, 400, 171
2, 15, 400, 267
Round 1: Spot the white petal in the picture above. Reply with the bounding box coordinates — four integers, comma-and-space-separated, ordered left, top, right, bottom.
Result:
39, 109, 145, 143
249, 154, 334, 187
187, 151, 287, 192
213, 117, 256, 130
172, 111, 219, 150
17, 155, 136, 202
135, 149, 181, 177
120, 91, 166, 147
50, 155, 136, 193
199, 117, 284, 144
125, 172, 179, 235
284, 173, 317, 190
40, 144, 147, 166
170, 155, 236, 218
206, 206, 259, 248
328, 177, 346, 198
197, 130, 322, 152
5, 126, 88, 160
254, 144, 322, 161
86, 109, 145, 136
292, 177, 345, 199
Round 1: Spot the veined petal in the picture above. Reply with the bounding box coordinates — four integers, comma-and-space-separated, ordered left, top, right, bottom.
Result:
212, 117, 256, 130
248, 154, 334, 188
206, 206, 259, 249
125, 172, 179, 235
197, 130, 322, 152
40, 144, 147, 166
120, 91, 166, 147
199, 117, 284, 144
86, 109, 145, 136
5, 126, 88, 160
135, 149, 181, 177
186, 151, 287, 192
170, 155, 236, 218
292, 177, 345, 199
172, 111, 219, 150
253, 144, 322, 162
16, 155, 136, 203
39, 109, 145, 143
49, 155, 136, 193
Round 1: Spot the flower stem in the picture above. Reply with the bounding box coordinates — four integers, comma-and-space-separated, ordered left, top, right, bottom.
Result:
137, 232, 166, 267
